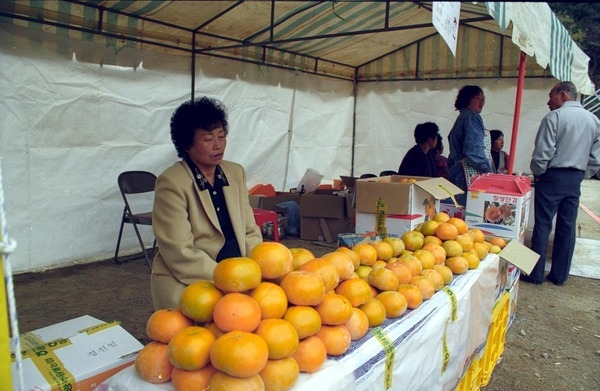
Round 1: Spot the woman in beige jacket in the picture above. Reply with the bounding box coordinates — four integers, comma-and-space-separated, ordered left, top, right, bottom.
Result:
151, 97, 263, 310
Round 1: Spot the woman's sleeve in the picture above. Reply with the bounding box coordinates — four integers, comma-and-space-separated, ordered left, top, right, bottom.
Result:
463, 114, 492, 173
153, 173, 217, 284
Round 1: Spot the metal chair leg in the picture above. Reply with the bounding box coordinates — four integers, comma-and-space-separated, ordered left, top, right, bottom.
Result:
114, 212, 127, 263
131, 221, 153, 269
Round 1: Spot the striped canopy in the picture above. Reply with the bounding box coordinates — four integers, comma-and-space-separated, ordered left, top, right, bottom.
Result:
0, 1, 594, 94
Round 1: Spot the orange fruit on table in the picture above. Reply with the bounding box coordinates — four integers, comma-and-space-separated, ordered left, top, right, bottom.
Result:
336, 246, 361, 270
436, 222, 459, 240
399, 255, 423, 277
212, 257, 262, 293
358, 298, 387, 327
315, 324, 352, 356
456, 233, 474, 252
168, 325, 216, 370
283, 305, 322, 339
298, 258, 340, 292
204, 322, 225, 338
344, 307, 370, 340
249, 281, 288, 319
376, 290, 408, 319
397, 283, 424, 309
382, 236, 406, 257
207, 370, 265, 391
212, 292, 262, 333
473, 242, 489, 260
490, 236, 507, 249
254, 318, 299, 359
445, 256, 470, 275
322, 251, 355, 280
353, 243, 378, 266
146, 308, 194, 344
370, 241, 394, 262
385, 260, 413, 284
423, 235, 443, 246
422, 242, 446, 265
179, 280, 224, 324
171, 364, 216, 391
442, 240, 463, 258
210, 330, 269, 377
334, 277, 372, 307
463, 251, 481, 270
421, 269, 445, 291
259, 356, 300, 391
411, 275, 435, 300
315, 292, 353, 326
292, 335, 328, 373
280, 270, 326, 306
289, 247, 315, 270
368, 266, 400, 292
135, 341, 173, 384
434, 264, 454, 285
468, 228, 486, 243
448, 217, 469, 234
401, 231, 425, 251
420, 220, 440, 237
432, 211, 451, 223
413, 249, 435, 270
249, 241, 294, 280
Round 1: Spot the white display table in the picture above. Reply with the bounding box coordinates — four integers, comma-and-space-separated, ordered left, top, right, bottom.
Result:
98, 255, 500, 391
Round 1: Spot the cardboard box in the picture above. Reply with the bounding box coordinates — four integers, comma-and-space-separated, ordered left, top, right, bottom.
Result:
355, 212, 424, 237
11, 315, 143, 391
249, 192, 301, 214
466, 174, 532, 242
355, 175, 463, 236
300, 191, 354, 242
440, 202, 466, 219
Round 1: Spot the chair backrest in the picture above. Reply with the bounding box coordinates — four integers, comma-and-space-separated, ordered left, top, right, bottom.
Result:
379, 170, 398, 177
118, 171, 157, 195
117, 171, 157, 215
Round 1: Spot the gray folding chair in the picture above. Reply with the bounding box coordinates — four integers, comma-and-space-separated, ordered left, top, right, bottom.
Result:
114, 171, 157, 268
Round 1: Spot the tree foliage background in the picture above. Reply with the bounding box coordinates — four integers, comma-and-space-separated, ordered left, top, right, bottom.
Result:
549, 3, 600, 93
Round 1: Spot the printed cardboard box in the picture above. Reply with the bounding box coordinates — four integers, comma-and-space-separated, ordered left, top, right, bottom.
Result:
466, 174, 532, 242
300, 191, 354, 242
11, 315, 143, 391
355, 175, 463, 236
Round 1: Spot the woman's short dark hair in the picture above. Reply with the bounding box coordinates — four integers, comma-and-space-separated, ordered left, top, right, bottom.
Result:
490, 129, 504, 144
454, 85, 483, 110
414, 122, 439, 144
170, 96, 229, 158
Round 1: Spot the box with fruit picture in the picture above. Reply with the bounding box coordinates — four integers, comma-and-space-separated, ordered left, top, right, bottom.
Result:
355, 175, 463, 237
465, 174, 532, 243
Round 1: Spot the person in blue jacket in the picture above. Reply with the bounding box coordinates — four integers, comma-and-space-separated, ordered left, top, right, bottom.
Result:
447, 85, 493, 206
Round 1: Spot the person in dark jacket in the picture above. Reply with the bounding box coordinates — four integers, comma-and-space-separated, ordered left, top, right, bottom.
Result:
398, 122, 439, 178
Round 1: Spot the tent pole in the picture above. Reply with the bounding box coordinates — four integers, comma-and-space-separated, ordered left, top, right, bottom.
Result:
508, 51, 526, 175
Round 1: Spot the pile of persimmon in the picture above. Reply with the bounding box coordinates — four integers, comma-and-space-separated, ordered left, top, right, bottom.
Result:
134, 217, 507, 390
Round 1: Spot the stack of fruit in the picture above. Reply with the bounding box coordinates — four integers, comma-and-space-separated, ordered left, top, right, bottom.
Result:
134, 213, 506, 391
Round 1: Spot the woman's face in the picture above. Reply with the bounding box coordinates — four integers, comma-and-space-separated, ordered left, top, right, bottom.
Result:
467, 92, 485, 113
493, 135, 504, 151
187, 126, 227, 171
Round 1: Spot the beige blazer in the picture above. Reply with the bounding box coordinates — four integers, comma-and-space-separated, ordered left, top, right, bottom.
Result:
151, 160, 263, 310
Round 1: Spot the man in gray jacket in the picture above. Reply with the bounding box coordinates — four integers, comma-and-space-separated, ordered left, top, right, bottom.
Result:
524, 81, 600, 285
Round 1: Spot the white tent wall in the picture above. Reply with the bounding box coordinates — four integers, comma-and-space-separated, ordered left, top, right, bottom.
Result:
1, 21, 556, 274
0, 23, 356, 273
354, 78, 554, 176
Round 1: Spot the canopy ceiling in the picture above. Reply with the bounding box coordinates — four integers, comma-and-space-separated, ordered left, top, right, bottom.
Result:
0, 1, 594, 94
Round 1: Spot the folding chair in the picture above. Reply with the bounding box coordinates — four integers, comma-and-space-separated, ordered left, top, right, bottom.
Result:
114, 171, 157, 268
379, 170, 398, 176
